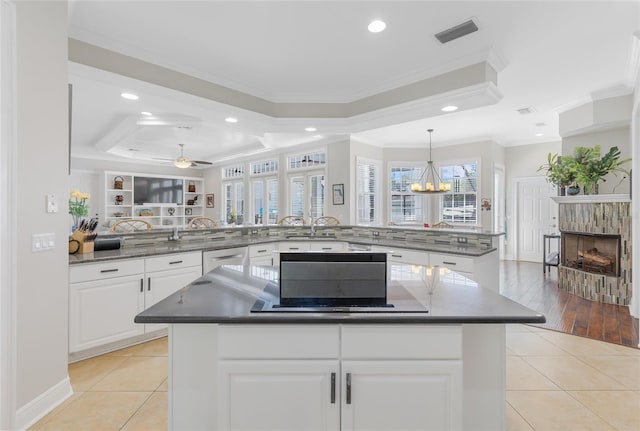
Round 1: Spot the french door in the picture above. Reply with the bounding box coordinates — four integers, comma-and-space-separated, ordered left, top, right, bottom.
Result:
289, 171, 325, 220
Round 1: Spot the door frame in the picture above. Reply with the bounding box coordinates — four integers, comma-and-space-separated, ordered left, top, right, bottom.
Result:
0, 1, 18, 428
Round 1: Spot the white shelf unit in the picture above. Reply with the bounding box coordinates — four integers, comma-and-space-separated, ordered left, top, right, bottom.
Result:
102, 171, 204, 229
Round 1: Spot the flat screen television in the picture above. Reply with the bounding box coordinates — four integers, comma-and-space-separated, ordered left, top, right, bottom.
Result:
133, 176, 184, 205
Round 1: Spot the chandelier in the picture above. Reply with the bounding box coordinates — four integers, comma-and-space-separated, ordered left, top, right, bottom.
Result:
410, 129, 451, 194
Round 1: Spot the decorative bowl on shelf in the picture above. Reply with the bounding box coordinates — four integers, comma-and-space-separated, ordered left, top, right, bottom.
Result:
113, 212, 125, 217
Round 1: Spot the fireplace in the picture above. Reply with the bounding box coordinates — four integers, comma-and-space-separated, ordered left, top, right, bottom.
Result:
554, 197, 631, 305
561, 232, 620, 277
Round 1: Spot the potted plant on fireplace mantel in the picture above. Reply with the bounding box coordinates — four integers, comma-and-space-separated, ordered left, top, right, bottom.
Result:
540, 146, 630, 195
538, 153, 578, 195
572, 145, 630, 195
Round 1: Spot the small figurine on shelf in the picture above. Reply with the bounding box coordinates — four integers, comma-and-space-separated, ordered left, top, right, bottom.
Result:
115, 195, 124, 205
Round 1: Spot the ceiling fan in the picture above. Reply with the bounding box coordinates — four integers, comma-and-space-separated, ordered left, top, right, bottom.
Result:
154, 143, 213, 168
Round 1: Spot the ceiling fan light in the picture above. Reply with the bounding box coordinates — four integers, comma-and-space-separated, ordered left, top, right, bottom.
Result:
173, 157, 192, 168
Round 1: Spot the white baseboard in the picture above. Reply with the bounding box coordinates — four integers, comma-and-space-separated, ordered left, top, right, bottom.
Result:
15, 376, 73, 431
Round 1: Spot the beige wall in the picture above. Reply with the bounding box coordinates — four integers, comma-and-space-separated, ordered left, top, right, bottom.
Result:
326, 139, 351, 223
15, 0, 69, 415
562, 126, 631, 194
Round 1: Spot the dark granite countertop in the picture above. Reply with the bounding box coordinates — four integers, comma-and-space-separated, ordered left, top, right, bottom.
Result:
69, 235, 495, 265
134, 264, 545, 325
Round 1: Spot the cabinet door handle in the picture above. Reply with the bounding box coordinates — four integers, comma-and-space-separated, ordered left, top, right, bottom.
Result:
391, 254, 403, 258
330, 372, 336, 404
321, 247, 332, 250
346, 373, 352, 404
140, 278, 143, 293
442, 261, 457, 265
147, 277, 151, 291
169, 260, 183, 265
289, 247, 299, 250
257, 249, 267, 253
100, 268, 119, 273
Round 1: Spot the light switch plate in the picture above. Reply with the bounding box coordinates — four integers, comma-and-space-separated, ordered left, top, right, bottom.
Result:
32, 233, 55, 252
46, 193, 58, 213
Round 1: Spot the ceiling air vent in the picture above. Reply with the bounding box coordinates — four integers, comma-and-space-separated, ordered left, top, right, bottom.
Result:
435, 19, 479, 44
516, 107, 535, 115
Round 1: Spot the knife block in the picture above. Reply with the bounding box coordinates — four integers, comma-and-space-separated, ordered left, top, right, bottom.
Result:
70, 229, 94, 254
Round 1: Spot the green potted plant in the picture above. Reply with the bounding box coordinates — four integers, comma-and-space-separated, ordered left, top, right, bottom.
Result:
538, 153, 577, 195
572, 145, 630, 194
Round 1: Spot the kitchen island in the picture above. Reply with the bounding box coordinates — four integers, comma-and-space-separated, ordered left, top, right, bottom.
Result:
136, 261, 544, 431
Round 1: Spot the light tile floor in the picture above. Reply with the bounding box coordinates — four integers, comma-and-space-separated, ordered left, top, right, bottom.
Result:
30, 327, 639, 431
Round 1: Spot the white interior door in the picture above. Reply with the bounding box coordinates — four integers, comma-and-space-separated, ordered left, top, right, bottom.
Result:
493, 164, 506, 259
516, 178, 557, 262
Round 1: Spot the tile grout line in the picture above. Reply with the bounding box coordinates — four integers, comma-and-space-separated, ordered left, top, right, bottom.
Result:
117, 391, 155, 431
506, 399, 536, 431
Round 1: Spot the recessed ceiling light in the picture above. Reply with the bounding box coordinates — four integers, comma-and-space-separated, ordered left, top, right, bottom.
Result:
305, 127, 317, 132
121, 92, 139, 100
141, 111, 153, 116
441, 105, 458, 112
225, 117, 238, 123
368, 20, 386, 33
535, 133, 544, 137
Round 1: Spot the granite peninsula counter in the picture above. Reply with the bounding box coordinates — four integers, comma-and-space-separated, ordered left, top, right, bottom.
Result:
136, 262, 543, 431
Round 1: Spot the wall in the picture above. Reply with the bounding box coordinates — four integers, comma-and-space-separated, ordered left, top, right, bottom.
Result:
561, 126, 632, 194
504, 141, 561, 260
15, 1, 71, 426
326, 139, 351, 223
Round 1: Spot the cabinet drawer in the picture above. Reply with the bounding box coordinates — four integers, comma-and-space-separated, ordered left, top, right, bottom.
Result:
249, 243, 278, 257
371, 247, 428, 265
145, 251, 202, 273
218, 325, 339, 359
278, 242, 311, 252
70, 259, 144, 283
429, 253, 473, 273
341, 325, 462, 359
309, 241, 346, 252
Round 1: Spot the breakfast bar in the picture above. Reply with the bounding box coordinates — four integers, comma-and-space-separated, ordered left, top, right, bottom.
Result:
135, 257, 544, 431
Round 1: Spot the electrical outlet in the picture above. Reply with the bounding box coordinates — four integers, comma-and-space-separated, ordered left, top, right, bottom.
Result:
251, 229, 258, 235
457, 237, 468, 244
372, 231, 380, 237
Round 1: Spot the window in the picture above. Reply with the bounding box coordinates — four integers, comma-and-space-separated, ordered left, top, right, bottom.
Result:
223, 181, 244, 224
250, 159, 278, 224
286, 150, 326, 221
440, 162, 478, 224
287, 151, 326, 170
357, 157, 381, 225
222, 163, 246, 224
389, 165, 424, 224
251, 178, 278, 224
289, 173, 325, 219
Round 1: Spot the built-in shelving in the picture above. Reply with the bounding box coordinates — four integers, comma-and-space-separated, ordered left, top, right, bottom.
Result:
101, 171, 204, 228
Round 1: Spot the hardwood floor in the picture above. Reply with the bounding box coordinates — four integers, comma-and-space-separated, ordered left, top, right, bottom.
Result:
500, 260, 639, 348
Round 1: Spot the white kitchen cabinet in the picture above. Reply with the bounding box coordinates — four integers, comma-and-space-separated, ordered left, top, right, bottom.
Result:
217, 360, 340, 431
370, 245, 429, 266
174, 324, 463, 431
309, 241, 347, 252
248, 243, 278, 266
278, 241, 311, 252
203, 247, 247, 273
69, 259, 145, 353
144, 252, 202, 332
341, 361, 462, 431
69, 252, 201, 357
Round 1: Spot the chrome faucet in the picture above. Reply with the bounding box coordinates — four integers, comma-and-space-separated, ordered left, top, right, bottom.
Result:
169, 225, 181, 241
309, 215, 316, 235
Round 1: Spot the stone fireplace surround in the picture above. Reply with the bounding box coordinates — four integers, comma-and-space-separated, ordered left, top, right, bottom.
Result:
553, 195, 632, 305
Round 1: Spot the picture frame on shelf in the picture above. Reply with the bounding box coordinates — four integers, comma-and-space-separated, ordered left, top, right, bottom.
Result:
332, 183, 344, 205
206, 193, 214, 208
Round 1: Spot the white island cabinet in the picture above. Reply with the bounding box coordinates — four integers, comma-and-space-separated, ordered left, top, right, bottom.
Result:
171, 324, 464, 431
